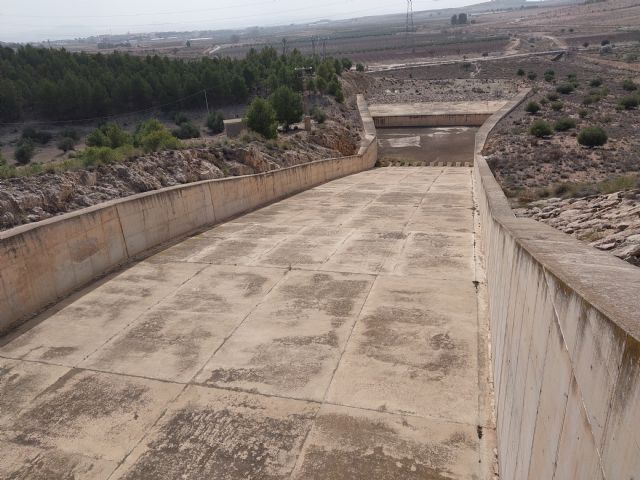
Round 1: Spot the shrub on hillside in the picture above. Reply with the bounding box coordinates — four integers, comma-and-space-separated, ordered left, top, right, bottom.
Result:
87, 123, 132, 148
589, 77, 603, 87
57, 137, 76, 152
619, 95, 639, 110
356, 63, 365, 72
551, 101, 564, 111
578, 126, 608, 147
269, 86, 303, 130
22, 127, 52, 145
246, 97, 277, 139
517, 68, 525, 76
525, 101, 540, 114
546, 92, 559, 101
527, 72, 537, 81
530, 120, 553, 138
207, 111, 225, 134
174, 112, 190, 125
61, 128, 80, 141
15, 139, 35, 164
134, 119, 182, 152
311, 106, 327, 124
554, 117, 576, 131
622, 79, 638, 91
172, 121, 200, 139
556, 83, 575, 94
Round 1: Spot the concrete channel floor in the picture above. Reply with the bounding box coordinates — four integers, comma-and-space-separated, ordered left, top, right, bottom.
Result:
0, 167, 494, 479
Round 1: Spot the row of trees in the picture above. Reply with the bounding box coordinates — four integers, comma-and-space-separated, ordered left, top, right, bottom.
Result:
0, 45, 348, 122
451, 13, 468, 25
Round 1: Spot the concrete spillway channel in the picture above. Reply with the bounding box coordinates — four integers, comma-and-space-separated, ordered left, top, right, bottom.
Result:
3, 95, 638, 478
0, 165, 492, 478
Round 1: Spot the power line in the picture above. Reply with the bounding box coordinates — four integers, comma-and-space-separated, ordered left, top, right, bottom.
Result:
405, 0, 415, 51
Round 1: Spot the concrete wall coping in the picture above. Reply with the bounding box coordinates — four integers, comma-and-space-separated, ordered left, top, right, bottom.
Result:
475, 89, 640, 340
369, 100, 509, 117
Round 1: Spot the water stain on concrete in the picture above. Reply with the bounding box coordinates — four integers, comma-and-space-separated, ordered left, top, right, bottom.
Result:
120, 395, 315, 480
281, 273, 370, 318
10, 371, 147, 447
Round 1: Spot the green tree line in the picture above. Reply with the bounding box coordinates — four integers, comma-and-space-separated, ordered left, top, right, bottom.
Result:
0, 45, 346, 122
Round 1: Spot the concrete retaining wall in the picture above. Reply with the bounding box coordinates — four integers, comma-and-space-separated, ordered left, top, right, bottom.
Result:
475, 91, 640, 478
0, 96, 377, 334
373, 113, 491, 128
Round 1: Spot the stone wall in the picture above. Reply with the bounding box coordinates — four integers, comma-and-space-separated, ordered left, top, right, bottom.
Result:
475, 91, 640, 478
0, 96, 377, 334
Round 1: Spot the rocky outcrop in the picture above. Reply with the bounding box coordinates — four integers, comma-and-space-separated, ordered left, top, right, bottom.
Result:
0, 127, 359, 230
514, 190, 640, 266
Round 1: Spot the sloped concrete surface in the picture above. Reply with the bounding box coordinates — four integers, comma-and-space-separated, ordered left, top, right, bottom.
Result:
0, 167, 493, 479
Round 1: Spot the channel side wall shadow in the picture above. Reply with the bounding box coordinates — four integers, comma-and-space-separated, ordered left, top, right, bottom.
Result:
0, 95, 377, 334
475, 90, 640, 479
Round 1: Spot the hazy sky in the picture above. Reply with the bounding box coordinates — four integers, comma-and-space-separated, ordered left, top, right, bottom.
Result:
0, 0, 483, 42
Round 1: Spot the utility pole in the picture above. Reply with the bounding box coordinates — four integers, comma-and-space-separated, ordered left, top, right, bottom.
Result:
405, 0, 415, 51
204, 90, 210, 115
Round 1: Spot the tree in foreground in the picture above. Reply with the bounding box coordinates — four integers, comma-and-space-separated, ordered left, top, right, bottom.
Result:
578, 126, 608, 147
246, 97, 277, 139
269, 86, 303, 131
207, 111, 225, 134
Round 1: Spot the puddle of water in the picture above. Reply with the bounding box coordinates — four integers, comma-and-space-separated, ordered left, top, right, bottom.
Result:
378, 127, 477, 164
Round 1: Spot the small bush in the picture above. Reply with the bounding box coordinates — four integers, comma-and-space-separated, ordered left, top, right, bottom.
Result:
622, 79, 638, 91
550, 101, 564, 111
544, 72, 555, 82
527, 72, 537, 80
60, 128, 80, 141
578, 126, 608, 147
172, 121, 201, 139
22, 127, 52, 145
311, 106, 327, 124
589, 77, 603, 87
556, 83, 575, 94
554, 117, 576, 131
356, 63, 365, 72
134, 119, 182, 152
174, 112, 190, 125
619, 95, 639, 109
546, 92, 559, 101
578, 109, 589, 118
525, 101, 540, 114
57, 137, 76, 152
517, 68, 525, 76
207, 111, 225, 134
601, 39, 610, 46
15, 139, 35, 164
530, 120, 553, 138
87, 123, 132, 148
583, 42, 589, 48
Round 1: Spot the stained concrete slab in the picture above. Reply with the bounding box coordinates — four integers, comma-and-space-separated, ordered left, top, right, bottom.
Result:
0, 167, 493, 479
291, 404, 481, 479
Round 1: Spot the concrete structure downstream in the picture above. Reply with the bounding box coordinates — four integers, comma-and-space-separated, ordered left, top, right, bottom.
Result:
1, 91, 639, 479
369, 101, 508, 129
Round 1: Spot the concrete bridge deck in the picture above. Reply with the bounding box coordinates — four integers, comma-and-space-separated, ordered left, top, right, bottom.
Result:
0, 167, 492, 479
